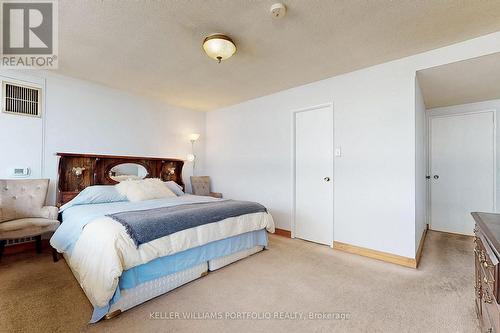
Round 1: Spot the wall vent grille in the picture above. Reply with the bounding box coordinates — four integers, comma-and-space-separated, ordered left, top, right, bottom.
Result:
2, 82, 41, 117
6, 236, 37, 246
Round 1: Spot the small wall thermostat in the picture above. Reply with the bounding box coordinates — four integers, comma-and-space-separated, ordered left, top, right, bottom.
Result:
12, 167, 31, 177
270, 3, 287, 18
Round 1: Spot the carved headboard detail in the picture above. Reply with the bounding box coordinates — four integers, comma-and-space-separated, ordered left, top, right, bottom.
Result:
56, 153, 184, 207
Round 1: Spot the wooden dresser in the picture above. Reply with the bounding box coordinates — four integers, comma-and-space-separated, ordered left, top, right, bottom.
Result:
472, 212, 500, 333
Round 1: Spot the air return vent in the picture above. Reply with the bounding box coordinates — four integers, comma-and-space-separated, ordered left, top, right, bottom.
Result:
6, 236, 37, 246
2, 82, 41, 117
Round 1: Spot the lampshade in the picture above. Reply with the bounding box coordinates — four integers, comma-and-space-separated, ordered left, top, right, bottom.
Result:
188, 133, 200, 142
187, 154, 196, 162
202, 34, 236, 63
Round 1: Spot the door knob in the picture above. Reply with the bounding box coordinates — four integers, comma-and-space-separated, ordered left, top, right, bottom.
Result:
433, 175, 439, 180
324, 177, 331, 182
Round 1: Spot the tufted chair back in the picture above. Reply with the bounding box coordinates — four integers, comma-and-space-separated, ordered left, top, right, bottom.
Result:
0, 179, 51, 223
190, 176, 211, 196
190, 176, 222, 198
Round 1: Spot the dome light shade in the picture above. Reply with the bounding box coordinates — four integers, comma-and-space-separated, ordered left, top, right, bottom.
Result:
203, 34, 236, 63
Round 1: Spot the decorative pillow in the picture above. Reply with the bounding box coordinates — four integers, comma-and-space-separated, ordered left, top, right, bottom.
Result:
165, 181, 184, 196
116, 178, 176, 202
60, 185, 127, 211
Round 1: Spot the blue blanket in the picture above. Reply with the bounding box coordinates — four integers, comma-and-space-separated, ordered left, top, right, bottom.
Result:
107, 200, 267, 246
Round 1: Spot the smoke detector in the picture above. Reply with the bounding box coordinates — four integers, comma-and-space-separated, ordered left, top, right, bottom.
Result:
270, 3, 286, 18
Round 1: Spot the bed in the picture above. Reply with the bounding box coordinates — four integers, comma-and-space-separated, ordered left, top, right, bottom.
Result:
50, 153, 275, 322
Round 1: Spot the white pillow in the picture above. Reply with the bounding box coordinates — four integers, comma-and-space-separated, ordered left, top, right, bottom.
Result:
116, 178, 176, 202
165, 181, 184, 196
60, 185, 127, 212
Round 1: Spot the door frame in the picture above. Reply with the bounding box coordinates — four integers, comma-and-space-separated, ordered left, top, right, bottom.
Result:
290, 103, 334, 246
426, 109, 497, 233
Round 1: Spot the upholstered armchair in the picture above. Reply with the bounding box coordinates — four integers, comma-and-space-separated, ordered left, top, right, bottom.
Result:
190, 176, 222, 198
0, 179, 59, 262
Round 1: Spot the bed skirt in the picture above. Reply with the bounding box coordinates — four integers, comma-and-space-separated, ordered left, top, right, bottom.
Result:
75, 230, 269, 322
106, 245, 265, 318
109, 262, 208, 314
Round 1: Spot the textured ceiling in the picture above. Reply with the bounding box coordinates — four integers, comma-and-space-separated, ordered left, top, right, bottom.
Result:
57, 0, 500, 111
417, 52, 500, 109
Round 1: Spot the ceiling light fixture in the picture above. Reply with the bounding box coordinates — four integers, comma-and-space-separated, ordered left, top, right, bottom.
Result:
202, 34, 236, 63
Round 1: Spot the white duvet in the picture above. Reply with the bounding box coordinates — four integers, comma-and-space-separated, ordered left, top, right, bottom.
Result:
51, 196, 275, 308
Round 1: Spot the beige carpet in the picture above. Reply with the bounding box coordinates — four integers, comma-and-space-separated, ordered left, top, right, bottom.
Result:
0, 231, 479, 333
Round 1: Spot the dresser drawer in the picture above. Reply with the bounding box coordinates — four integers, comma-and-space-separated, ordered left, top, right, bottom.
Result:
481, 312, 496, 333
472, 214, 500, 333
481, 276, 500, 333
476, 231, 500, 302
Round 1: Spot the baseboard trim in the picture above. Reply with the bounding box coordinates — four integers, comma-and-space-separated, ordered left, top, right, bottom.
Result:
274, 228, 291, 238
428, 228, 474, 238
4, 239, 50, 255
333, 241, 416, 268
415, 226, 428, 268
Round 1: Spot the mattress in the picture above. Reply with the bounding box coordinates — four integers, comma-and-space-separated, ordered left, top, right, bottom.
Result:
118, 229, 268, 289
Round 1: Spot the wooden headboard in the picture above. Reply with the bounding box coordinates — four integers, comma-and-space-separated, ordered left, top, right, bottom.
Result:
56, 153, 184, 207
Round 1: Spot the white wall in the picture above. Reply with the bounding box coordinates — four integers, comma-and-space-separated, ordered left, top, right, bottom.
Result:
427, 99, 500, 210
0, 71, 205, 204
0, 74, 45, 180
415, 77, 427, 251
206, 32, 500, 259
3, 32, 500, 259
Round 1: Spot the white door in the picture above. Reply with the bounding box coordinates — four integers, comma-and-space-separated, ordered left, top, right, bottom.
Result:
294, 105, 334, 245
430, 111, 495, 235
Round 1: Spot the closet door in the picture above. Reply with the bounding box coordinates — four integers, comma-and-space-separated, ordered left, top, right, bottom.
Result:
430, 111, 495, 235
294, 105, 334, 245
